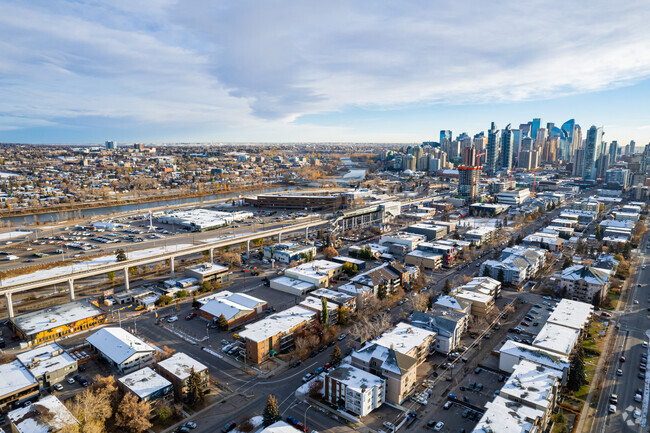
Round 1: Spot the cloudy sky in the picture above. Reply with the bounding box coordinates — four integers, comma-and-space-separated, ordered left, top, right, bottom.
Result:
2, 0, 650, 145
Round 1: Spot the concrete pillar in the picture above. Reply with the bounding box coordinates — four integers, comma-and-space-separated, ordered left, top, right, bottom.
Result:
170, 257, 175, 277
124, 267, 130, 290
209, 249, 214, 264
278, 232, 282, 243
246, 240, 251, 258
305, 227, 309, 241
68, 279, 75, 301
5, 293, 14, 319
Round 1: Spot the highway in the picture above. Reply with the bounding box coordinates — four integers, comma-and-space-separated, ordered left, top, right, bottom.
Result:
591, 229, 649, 433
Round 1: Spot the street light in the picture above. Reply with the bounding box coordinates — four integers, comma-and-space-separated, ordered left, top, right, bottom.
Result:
303, 404, 312, 429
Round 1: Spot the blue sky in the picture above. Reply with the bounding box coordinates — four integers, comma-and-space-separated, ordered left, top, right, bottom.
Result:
2, 0, 650, 145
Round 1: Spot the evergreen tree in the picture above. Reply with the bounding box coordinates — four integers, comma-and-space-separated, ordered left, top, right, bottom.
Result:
442, 279, 451, 295
377, 282, 387, 300
217, 314, 229, 330
192, 297, 200, 309
115, 249, 127, 262
186, 367, 205, 406
331, 346, 342, 365
567, 346, 586, 391
562, 257, 573, 269
497, 267, 505, 283
263, 395, 281, 427
482, 266, 490, 277
321, 298, 328, 325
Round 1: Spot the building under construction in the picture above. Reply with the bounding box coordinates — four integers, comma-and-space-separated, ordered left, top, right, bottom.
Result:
458, 165, 481, 202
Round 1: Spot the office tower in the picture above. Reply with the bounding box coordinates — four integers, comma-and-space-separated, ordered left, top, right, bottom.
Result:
609, 141, 618, 163
596, 154, 610, 179
501, 124, 514, 170
630, 140, 636, 154
428, 156, 440, 172
624, 144, 630, 155
521, 137, 534, 152
530, 118, 541, 139
571, 124, 582, 161
542, 137, 560, 162
604, 168, 631, 189
458, 133, 472, 150
519, 150, 539, 170
404, 154, 416, 171
512, 129, 522, 156
105, 140, 115, 150
462, 146, 476, 166
573, 148, 585, 177
582, 125, 603, 181
485, 122, 500, 176
440, 130, 452, 143
534, 128, 547, 151
519, 123, 531, 138
642, 144, 650, 174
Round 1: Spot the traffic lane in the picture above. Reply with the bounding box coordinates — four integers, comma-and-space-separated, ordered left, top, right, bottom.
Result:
284, 401, 356, 433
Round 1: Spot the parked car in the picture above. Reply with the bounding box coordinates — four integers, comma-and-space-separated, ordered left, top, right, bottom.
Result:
167, 316, 178, 323
434, 422, 444, 431
185, 312, 197, 320
221, 422, 236, 433
53, 383, 64, 391
67, 378, 75, 384
183, 422, 197, 429
338, 334, 346, 341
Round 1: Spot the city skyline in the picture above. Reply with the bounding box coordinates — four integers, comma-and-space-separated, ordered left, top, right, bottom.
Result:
3, 1, 650, 144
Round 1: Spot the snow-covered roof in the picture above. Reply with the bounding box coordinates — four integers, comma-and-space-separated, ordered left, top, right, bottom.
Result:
337, 282, 372, 296
239, 305, 316, 343
372, 322, 436, 356
259, 421, 297, 433
16, 343, 76, 378
559, 265, 611, 286
185, 262, 229, 275
474, 396, 544, 433
500, 340, 569, 371
435, 295, 470, 312
86, 327, 155, 364
270, 276, 315, 291
407, 249, 443, 259
500, 360, 563, 411
299, 296, 338, 313
157, 352, 208, 381
326, 364, 385, 392
284, 260, 342, 280
532, 323, 580, 356
352, 343, 417, 376
12, 301, 105, 336
547, 299, 593, 330
8, 395, 78, 433
0, 360, 37, 398
456, 290, 492, 304
118, 367, 172, 399
312, 288, 355, 305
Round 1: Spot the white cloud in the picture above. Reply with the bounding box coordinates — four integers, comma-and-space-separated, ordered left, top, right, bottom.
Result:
1, 0, 650, 139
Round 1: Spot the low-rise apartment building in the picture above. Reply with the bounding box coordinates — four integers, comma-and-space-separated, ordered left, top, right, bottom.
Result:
324, 365, 385, 417
371, 322, 436, 365
556, 265, 611, 304
119, 367, 173, 403
284, 260, 343, 288
86, 327, 156, 374
410, 308, 468, 354
16, 343, 78, 388
198, 291, 267, 329
157, 352, 209, 401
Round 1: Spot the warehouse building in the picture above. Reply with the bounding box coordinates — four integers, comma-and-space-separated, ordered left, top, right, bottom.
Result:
86, 327, 156, 374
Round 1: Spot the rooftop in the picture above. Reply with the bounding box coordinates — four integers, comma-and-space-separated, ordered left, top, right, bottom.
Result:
270, 276, 315, 290
456, 290, 493, 304
8, 395, 78, 433
239, 305, 316, 343
118, 367, 172, 399
157, 352, 207, 381
312, 288, 355, 304
499, 340, 570, 372
284, 260, 342, 279
185, 262, 229, 275
327, 364, 385, 392
473, 396, 544, 433
0, 360, 37, 398
12, 301, 104, 336
500, 360, 563, 410
299, 296, 338, 312
372, 322, 435, 356
547, 299, 593, 330
352, 343, 417, 376
331, 255, 365, 265
407, 249, 443, 259
532, 323, 580, 356
259, 421, 297, 433
16, 343, 77, 378
86, 327, 155, 364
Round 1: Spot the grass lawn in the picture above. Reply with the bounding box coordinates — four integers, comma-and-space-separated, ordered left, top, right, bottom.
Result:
573, 321, 607, 401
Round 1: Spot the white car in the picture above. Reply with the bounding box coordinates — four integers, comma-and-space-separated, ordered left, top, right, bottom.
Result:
167, 316, 178, 323
635, 393, 643, 402
53, 383, 64, 391
67, 378, 75, 384
434, 422, 445, 431
634, 409, 641, 419
609, 404, 616, 414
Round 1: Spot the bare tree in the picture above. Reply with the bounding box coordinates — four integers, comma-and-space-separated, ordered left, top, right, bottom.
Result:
408, 293, 429, 313
222, 252, 242, 267
154, 345, 176, 362
115, 393, 152, 433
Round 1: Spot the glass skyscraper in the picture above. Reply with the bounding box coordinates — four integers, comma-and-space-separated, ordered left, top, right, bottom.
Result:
582, 125, 603, 181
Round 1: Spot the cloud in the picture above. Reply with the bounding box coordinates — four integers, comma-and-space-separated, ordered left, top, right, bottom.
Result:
2, 0, 650, 140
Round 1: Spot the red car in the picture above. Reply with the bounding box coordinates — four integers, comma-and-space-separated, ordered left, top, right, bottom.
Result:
185, 312, 197, 320
520, 321, 530, 327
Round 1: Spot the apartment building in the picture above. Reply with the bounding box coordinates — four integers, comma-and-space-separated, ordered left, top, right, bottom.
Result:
157, 352, 209, 401
371, 322, 436, 365
324, 365, 385, 417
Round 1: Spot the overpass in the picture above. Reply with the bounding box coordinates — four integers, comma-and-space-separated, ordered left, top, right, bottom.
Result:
0, 218, 328, 318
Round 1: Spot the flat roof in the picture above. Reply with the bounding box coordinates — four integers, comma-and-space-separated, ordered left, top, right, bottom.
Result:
86, 327, 155, 364
532, 323, 580, 356
547, 299, 593, 330
500, 340, 570, 371
327, 364, 384, 392
157, 352, 207, 381
299, 296, 338, 312
500, 360, 563, 410
456, 290, 492, 304
474, 396, 544, 433
284, 260, 342, 279
239, 305, 315, 343
186, 262, 229, 275
372, 322, 436, 356
331, 255, 365, 265
407, 249, 443, 259
12, 301, 105, 336
271, 276, 315, 290
259, 421, 297, 433
312, 288, 355, 304
118, 367, 171, 399
8, 395, 78, 433
0, 360, 37, 397
16, 343, 76, 378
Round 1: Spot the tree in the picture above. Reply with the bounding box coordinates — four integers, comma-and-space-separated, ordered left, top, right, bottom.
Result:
115, 249, 127, 262
377, 282, 387, 300
66, 382, 117, 433
192, 297, 200, 309
337, 306, 349, 326
115, 392, 152, 433
442, 279, 452, 295
562, 256, 573, 269
410, 293, 429, 312
155, 404, 173, 424
594, 225, 603, 240
217, 314, 229, 330
567, 346, 586, 392
321, 298, 329, 325
323, 246, 339, 259
222, 252, 242, 267
330, 346, 342, 365
497, 267, 505, 283
186, 367, 205, 406
308, 379, 324, 399
263, 395, 281, 427
154, 345, 176, 362
107, 271, 115, 281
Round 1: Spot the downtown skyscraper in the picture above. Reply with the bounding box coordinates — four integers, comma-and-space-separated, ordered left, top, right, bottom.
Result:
485, 122, 500, 176
500, 124, 514, 171
581, 125, 603, 181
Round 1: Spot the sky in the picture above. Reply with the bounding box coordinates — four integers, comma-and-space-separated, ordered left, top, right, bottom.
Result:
2, 0, 650, 145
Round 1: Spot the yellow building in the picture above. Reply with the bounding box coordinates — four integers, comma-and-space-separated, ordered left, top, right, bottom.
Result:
11, 301, 107, 346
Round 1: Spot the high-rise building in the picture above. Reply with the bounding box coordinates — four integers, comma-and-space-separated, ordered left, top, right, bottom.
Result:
609, 141, 618, 163
440, 130, 452, 143
403, 154, 416, 171
519, 123, 531, 138
641, 144, 650, 174
624, 144, 630, 155
105, 140, 115, 150
573, 148, 585, 177
519, 150, 539, 170
630, 140, 636, 154
485, 122, 500, 176
512, 129, 522, 157
462, 146, 476, 166
596, 153, 610, 179
500, 124, 514, 171
534, 128, 547, 151
582, 126, 603, 181
530, 118, 541, 139
458, 166, 480, 202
